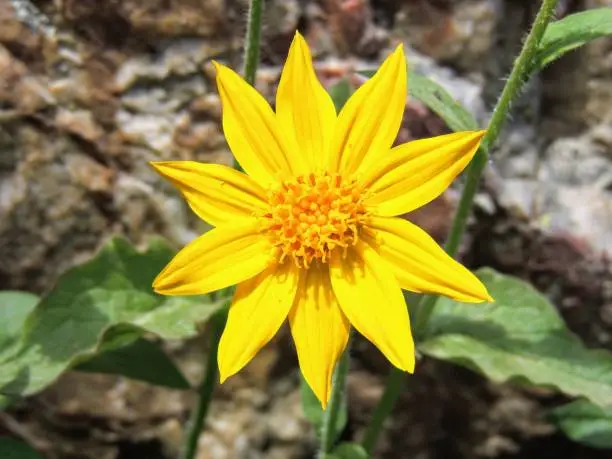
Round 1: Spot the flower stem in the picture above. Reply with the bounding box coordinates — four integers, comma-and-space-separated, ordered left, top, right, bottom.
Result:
242, 0, 264, 86
361, 368, 406, 454
319, 346, 350, 458
181, 310, 226, 459
182, 1, 263, 455
363, 0, 559, 452
412, 0, 560, 337
234, 0, 264, 171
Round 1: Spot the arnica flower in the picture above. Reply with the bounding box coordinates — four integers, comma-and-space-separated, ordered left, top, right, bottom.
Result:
152, 32, 492, 407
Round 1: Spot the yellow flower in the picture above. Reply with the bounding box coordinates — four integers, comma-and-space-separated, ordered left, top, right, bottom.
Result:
151, 32, 492, 407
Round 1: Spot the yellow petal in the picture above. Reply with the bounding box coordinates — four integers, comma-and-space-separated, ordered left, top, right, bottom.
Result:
276, 32, 336, 171
362, 131, 485, 216
215, 62, 306, 186
367, 215, 492, 303
150, 161, 268, 226
329, 44, 406, 176
288, 264, 349, 408
330, 242, 415, 372
218, 261, 300, 382
153, 220, 271, 295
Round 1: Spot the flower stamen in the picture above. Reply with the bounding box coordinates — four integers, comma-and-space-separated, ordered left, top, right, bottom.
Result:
261, 172, 368, 267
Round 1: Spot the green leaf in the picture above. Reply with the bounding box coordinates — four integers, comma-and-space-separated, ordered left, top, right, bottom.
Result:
533, 8, 612, 72
408, 72, 479, 132
419, 268, 612, 408
550, 400, 612, 449
0, 291, 39, 353
76, 337, 190, 389
359, 70, 479, 132
0, 438, 43, 459
329, 443, 369, 459
0, 237, 227, 397
0, 291, 39, 409
0, 396, 10, 411
329, 78, 352, 112
300, 375, 347, 441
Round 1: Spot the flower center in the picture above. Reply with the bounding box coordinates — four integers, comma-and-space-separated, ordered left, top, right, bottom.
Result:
261, 172, 368, 267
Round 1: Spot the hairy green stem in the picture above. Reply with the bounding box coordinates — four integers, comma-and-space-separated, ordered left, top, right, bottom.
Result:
179, 1, 258, 457
412, 0, 559, 337
319, 347, 350, 458
242, 0, 264, 86
233, 0, 264, 171
364, 0, 559, 452
361, 368, 406, 454
183, 6, 260, 456
412, 294, 439, 341
181, 311, 226, 459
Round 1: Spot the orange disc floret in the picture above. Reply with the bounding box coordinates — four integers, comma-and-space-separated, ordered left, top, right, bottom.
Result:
261, 172, 368, 267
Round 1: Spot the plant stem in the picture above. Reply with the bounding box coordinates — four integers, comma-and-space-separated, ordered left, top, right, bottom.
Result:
233, 0, 264, 171
242, 0, 264, 87
363, 0, 559, 452
361, 368, 406, 454
181, 311, 226, 459
182, 2, 263, 456
412, 294, 438, 341
411, 0, 560, 336
319, 347, 350, 458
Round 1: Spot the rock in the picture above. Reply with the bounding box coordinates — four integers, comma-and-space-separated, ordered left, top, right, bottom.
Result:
493, 125, 541, 179
116, 110, 180, 153
540, 135, 611, 187
393, 0, 503, 71
0, 44, 54, 116
591, 120, 612, 151
260, 0, 302, 61
0, 123, 113, 292
309, 0, 389, 58
42, 373, 189, 421
59, 0, 229, 42
0, 0, 49, 58
0, 1, 235, 293
493, 126, 612, 257
189, 93, 222, 120
114, 38, 226, 92
266, 390, 310, 442
55, 109, 104, 142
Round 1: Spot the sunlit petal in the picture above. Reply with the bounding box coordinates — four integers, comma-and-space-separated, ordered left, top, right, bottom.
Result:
367, 215, 492, 303
289, 264, 349, 408
330, 242, 415, 372
153, 221, 271, 295
330, 45, 407, 176
215, 62, 307, 185
218, 262, 300, 382
362, 131, 485, 216
277, 32, 336, 170
150, 161, 268, 226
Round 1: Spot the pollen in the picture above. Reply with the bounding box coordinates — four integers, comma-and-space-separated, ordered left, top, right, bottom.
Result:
261, 172, 368, 267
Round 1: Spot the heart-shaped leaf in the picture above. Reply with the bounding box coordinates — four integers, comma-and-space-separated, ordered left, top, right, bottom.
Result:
0, 238, 227, 398
420, 268, 612, 408
550, 400, 612, 449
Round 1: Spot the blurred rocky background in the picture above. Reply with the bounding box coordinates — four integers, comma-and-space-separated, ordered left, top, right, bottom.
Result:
0, 0, 611, 458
